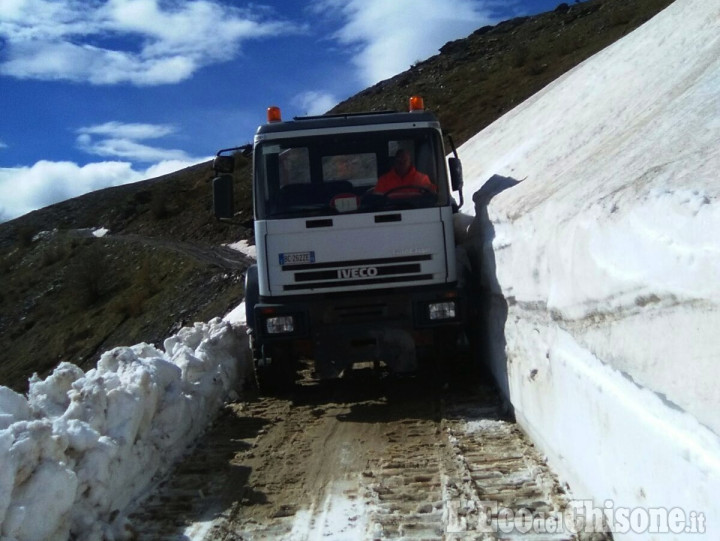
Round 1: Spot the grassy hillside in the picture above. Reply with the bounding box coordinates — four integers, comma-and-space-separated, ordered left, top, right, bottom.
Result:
0, 0, 674, 391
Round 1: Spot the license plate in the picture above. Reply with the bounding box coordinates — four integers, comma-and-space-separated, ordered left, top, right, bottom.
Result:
279, 251, 315, 265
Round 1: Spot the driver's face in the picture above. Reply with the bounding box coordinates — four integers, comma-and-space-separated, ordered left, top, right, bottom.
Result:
394, 152, 411, 176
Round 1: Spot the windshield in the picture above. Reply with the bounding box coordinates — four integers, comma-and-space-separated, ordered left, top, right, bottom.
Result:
254, 128, 449, 219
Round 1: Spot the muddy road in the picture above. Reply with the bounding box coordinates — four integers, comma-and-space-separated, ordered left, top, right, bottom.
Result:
128, 365, 609, 540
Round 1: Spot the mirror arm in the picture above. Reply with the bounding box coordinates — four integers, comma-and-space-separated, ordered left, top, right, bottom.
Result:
446, 134, 460, 160
216, 144, 252, 158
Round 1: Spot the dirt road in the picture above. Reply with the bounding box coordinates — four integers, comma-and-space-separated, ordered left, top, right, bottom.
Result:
128, 366, 610, 540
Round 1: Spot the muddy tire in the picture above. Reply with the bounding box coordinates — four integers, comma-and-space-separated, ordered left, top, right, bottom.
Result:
255, 343, 297, 395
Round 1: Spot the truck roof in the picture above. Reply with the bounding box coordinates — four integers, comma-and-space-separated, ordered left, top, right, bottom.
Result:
256, 110, 440, 135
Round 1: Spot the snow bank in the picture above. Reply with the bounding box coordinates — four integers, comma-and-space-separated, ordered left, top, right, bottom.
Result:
226, 239, 256, 259
223, 300, 247, 326
0, 318, 248, 540
457, 0, 720, 537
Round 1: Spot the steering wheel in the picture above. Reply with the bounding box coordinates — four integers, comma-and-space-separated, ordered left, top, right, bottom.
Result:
380, 185, 437, 198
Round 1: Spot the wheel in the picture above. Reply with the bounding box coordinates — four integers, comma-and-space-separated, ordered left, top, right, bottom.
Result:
419, 327, 462, 389
244, 264, 259, 329
254, 343, 297, 395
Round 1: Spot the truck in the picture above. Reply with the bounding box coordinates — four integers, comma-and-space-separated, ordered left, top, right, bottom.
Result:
213, 96, 466, 392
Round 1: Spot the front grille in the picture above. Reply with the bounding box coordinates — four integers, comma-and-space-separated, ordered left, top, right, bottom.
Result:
281, 254, 431, 271
294, 263, 421, 282
284, 274, 432, 291
281, 254, 433, 291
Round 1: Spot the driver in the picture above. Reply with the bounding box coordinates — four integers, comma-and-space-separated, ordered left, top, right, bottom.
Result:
374, 149, 436, 194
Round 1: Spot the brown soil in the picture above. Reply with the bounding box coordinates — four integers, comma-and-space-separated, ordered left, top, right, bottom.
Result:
127, 367, 611, 540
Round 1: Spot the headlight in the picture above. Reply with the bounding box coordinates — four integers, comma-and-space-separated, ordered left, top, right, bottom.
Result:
428, 301, 456, 321
266, 315, 295, 334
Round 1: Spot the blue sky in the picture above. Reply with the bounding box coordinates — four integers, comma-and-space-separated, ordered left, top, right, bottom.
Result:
0, 0, 568, 222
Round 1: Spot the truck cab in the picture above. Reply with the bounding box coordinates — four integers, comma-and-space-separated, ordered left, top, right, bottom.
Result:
214, 97, 465, 390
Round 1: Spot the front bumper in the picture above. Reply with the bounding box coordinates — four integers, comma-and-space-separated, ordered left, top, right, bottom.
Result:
252, 284, 464, 343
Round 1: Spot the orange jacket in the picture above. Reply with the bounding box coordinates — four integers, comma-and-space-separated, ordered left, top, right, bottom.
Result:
375, 166, 435, 193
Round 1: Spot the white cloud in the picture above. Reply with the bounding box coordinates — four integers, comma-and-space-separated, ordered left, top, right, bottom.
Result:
0, 120, 208, 222
0, 0, 300, 85
0, 161, 141, 222
77, 136, 196, 162
77, 121, 175, 140
313, 0, 496, 86
75, 121, 202, 163
292, 91, 338, 116
0, 40, 199, 85
0, 157, 200, 222
0, 140, 7, 149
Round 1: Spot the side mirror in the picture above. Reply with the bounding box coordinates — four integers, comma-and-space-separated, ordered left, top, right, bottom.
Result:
213, 155, 235, 174
448, 157, 464, 208
449, 157, 463, 191
213, 174, 234, 219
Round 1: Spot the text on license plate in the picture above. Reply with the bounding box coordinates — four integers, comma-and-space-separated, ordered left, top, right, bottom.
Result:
279, 251, 315, 265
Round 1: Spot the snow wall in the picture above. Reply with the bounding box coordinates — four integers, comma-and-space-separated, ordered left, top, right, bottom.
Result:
458, 0, 719, 538
0, 319, 249, 540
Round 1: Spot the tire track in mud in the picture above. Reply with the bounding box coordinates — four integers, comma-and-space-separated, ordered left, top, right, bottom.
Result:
127, 369, 611, 540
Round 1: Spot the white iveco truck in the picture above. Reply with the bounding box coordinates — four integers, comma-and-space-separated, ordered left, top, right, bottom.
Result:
213, 97, 466, 391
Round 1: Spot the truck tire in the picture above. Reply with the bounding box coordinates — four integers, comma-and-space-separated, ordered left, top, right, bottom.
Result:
244, 265, 263, 362
244, 264, 259, 330
423, 327, 461, 387
255, 343, 297, 395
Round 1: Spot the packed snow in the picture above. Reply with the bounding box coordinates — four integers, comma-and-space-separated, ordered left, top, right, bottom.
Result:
223, 301, 247, 326
0, 319, 247, 540
457, 0, 719, 537
1, 0, 718, 538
